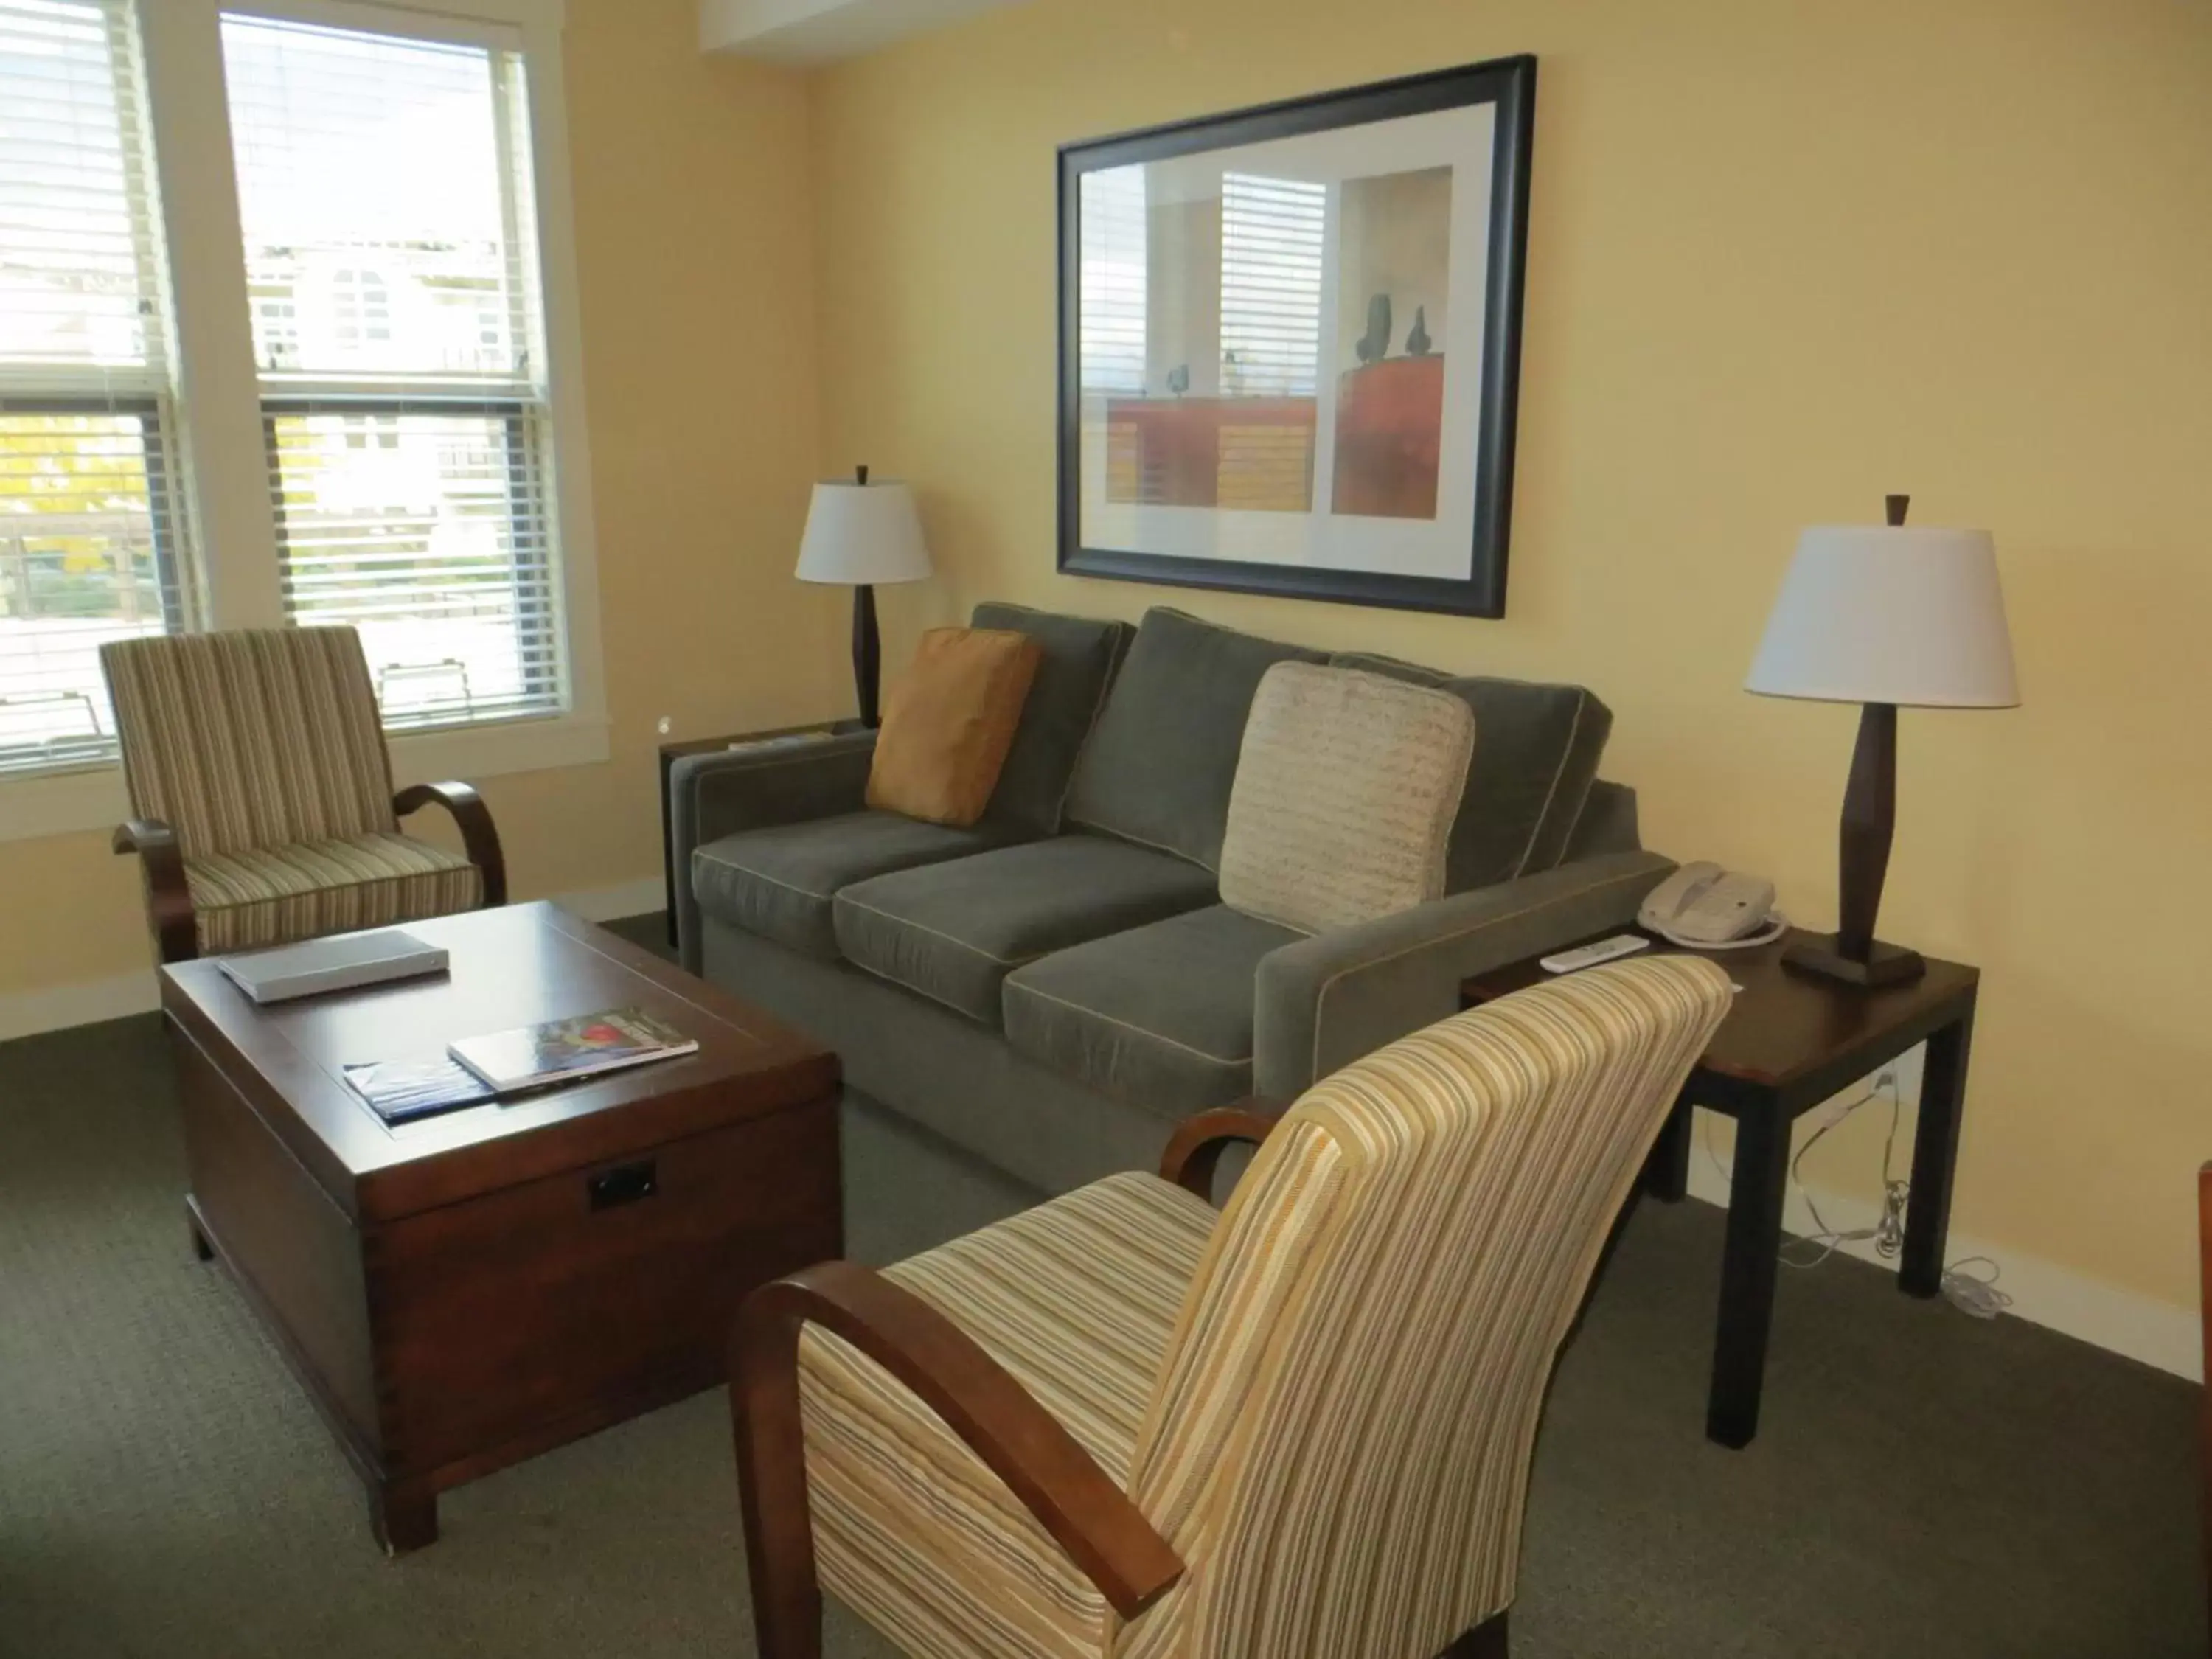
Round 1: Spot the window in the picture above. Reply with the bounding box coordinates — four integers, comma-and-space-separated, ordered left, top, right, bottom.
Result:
0, 0, 190, 777
220, 10, 563, 730
1218, 172, 1326, 400
1078, 165, 1147, 397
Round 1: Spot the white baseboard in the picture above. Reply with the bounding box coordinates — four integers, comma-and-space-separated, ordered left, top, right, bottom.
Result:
0, 879, 668, 1045
1683, 1113, 2202, 1383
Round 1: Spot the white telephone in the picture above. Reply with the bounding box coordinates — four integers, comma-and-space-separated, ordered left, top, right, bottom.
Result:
1638, 861, 1787, 950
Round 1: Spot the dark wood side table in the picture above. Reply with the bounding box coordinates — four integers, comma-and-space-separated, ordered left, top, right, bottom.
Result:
1464, 928, 1979, 1448
658, 721, 866, 945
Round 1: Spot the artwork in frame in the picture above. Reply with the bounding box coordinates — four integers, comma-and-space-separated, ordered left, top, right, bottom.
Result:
1057, 56, 1537, 618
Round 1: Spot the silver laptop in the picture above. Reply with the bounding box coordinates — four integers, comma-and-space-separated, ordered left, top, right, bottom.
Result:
218, 930, 449, 1005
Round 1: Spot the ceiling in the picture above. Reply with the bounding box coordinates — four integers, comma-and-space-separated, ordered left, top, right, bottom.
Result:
698, 0, 1035, 64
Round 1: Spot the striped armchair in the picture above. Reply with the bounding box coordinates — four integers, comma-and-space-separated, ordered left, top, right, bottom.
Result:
732, 954, 1734, 1659
102, 627, 505, 964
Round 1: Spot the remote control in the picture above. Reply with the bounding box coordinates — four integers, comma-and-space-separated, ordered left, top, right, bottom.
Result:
1539, 934, 1652, 975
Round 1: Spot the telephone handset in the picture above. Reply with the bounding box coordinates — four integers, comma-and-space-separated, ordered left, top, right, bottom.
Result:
1638, 861, 1787, 950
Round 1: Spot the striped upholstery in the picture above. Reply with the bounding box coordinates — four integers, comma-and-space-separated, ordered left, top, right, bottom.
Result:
790, 956, 1732, 1659
187, 834, 483, 954
100, 628, 483, 955
798, 1172, 1220, 1659
102, 628, 397, 858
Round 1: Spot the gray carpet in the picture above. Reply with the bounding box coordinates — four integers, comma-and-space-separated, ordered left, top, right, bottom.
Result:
1, 917, 2200, 1658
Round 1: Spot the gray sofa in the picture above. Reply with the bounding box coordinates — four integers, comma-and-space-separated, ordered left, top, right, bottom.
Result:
671, 602, 1674, 1220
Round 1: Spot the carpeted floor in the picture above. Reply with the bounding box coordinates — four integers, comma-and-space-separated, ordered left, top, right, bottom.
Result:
1, 917, 2201, 1658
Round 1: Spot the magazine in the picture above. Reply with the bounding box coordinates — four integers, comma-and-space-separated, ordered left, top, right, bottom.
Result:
343, 1057, 495, 1126
447, 1006, 698, 1093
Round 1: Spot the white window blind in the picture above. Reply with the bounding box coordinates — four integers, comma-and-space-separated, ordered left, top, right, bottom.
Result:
220, 9, 564, 731
1079, 165, 1147, 397
1219, 172, 1326, 400
0, 0, 189, 777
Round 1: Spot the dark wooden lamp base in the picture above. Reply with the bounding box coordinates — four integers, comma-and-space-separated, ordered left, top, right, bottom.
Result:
1783, 931, 1925, 988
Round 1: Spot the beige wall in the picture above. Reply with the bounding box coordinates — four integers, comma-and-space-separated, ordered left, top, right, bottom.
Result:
0, 0, 844, 1004
809, 0, 2212, 1313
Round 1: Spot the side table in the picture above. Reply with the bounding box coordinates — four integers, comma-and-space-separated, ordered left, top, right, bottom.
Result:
658, 721, 866, 945
1464, 928, 1979, 1447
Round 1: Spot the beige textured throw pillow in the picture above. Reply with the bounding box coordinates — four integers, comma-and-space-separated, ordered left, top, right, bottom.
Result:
1219, 662, 1475, 934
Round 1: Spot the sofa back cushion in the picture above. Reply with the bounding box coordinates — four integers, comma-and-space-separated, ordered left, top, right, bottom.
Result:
1067, 607, 1326, 871
1332, 652, 1613, 890
1219, 664, 1473, 933
972, 602, 1133, 835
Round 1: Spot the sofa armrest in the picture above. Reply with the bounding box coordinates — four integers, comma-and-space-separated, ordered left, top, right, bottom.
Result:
1251, 850, 1677, 1099
669, 731, 878, 970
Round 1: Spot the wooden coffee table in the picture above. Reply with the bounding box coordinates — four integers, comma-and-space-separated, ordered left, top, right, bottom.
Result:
161, 902, 841, 1553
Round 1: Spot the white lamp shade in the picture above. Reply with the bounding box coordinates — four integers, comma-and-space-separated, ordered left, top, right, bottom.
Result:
793, 479, 933, 586
1746, 525, 2020, 708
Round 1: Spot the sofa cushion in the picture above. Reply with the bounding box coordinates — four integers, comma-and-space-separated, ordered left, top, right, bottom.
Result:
692, 810, 1018, 959
1065, 607, 1325, 870
1332, 652, 1614, 889
866, 626, 1043, 826
832, 834, 1220, 1026
1219, 664, 1473, 934
973, 602, 1133, 836
1003, 905, 1303, 1111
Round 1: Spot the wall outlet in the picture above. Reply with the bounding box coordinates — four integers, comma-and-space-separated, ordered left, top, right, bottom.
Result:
656, 715, 672, 736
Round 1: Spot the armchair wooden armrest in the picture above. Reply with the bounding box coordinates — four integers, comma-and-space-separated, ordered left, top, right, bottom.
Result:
113, 818, 197, 965
731, 1259, 1183, 1656
393, 781, 506, 907
1159, 1096, 1290, 1202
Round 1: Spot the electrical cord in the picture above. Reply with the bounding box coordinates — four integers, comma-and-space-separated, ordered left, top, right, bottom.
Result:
1697, 1073, 2009, 1321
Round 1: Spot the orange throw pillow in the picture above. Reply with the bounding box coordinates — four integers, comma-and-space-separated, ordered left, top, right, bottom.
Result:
866, 627, 1043, 826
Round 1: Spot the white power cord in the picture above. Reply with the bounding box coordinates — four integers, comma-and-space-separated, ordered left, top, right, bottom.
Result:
1697, 1073, 2008, 1321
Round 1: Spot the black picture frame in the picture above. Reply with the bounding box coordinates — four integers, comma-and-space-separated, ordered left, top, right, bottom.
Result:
1057, 55, 1537, 618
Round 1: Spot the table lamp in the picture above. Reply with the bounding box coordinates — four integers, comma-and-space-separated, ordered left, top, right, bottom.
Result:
1745, 495, 2019, 987
794, 466, 932, 726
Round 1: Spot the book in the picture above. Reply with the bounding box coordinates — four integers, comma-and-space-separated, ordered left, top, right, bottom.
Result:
447, 1006, 698, 1093
342, 1058, 494, 1126
220, 930, 448, 1004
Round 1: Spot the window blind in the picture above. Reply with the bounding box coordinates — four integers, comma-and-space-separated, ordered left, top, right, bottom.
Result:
1079, 165, 1148, 397
1219, 172, 1326, 400
220, 10, 564, 731
0, 0, 189, 777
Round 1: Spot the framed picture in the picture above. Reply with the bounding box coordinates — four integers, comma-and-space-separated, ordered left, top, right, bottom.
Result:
1057, 56, 1537, 617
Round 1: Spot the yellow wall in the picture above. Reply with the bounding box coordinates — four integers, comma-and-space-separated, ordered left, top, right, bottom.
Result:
809, 0, 2212, 1312
0, 0, 844, 1004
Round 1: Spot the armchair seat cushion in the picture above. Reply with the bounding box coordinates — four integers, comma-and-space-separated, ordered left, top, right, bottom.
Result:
1003, 905, 1303, 1112
692, 810, 1020, 959
186, 832, 481, 955
798, 1171, 1216, 1659
832, 834, 1220, 1027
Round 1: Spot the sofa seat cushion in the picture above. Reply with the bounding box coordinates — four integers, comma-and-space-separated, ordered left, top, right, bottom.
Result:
187, 832, 481, 955
798, 1172, 1217, 1658
832, 834, 1220, 1026
692, 810, 1020, 960
1003, 905, 1304, 1113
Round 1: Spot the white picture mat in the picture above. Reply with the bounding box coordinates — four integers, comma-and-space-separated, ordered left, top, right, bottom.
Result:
1077, 102, 1497, 581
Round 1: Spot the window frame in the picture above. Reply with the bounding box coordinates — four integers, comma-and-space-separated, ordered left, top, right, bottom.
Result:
2, 0, 605, 843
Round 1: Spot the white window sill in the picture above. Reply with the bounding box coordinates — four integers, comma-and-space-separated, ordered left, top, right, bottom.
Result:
0, 711, 611, 844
